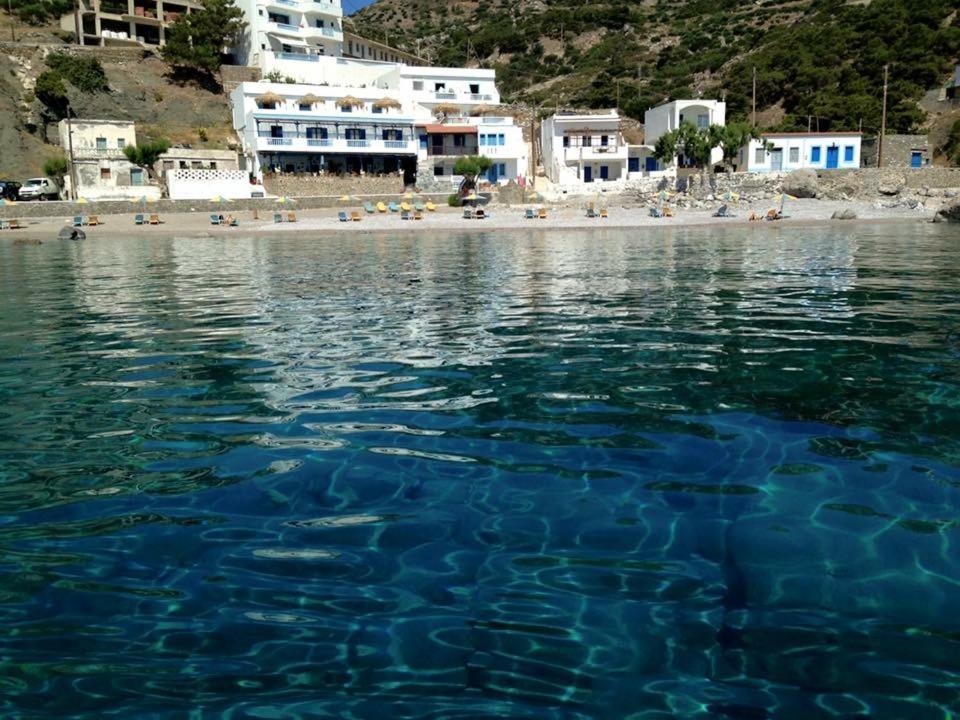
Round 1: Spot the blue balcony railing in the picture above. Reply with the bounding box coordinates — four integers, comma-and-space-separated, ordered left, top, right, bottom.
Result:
346, 139, 369, 148
276, 51, 318, 61
274, 22, 299, 31
384, 140, 407, 148
307, 138, 331, 146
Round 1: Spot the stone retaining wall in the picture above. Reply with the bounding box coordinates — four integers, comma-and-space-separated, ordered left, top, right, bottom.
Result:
0, 193, 453, 220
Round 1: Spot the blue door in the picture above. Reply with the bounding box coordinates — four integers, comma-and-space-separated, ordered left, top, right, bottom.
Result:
583, 166, 593, 183
599, 165, 609, 180
911, 151, 922, 168
486, 165, 498, 183
645, 157, 658, 172
826, 146, 839, 169
628, 157, 640, 173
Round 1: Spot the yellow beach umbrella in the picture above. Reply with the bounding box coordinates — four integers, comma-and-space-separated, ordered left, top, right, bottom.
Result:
339, 194, 359, 204
275, 196, 296, 204
210, 195, 230, 203
75, 197, 89, 204
775, 193, 797, 211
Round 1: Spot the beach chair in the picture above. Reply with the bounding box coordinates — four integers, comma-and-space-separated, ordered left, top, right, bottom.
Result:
364, 201, 376, 214
229, 216, 239, 227
425, 201, 436, 212
0, 219, 8, 230
377, 202, 388, 213
462, 208, 473, 219
401, 209, 411, 220
586, 206, 597, 218
73, 215, 84, 227
338, 211, 349, 222
389, 202, 400, 213
149, 214, 160, 225
350, 211, 362, 222
524, 208, 535, 219
414, 201, 425, 212
287, 212, 297, 222
400, 202, 412, 212
765, 209, 783, 221
649, 207, 664, 218
663, 207, 675, 217
210, 214, 222, 225
538, 207, 547, 219
9, 219, 23, 229
134, 214, 144, 225
713, 204, 733, 218
476, 208, 486, 220
599, 207, 609, 219
87, 215, 100, 226
413, 209, 423, 220
274, 212, 283, 223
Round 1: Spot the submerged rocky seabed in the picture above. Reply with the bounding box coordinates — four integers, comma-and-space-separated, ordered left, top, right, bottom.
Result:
0, 225, 959, 718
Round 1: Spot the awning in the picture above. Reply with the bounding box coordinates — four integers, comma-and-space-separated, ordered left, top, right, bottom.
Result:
418, 124, 477, 134
268, 28, 308, 42
270, 35, 309, 47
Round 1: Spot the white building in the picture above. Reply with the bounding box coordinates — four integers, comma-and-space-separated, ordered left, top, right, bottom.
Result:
419, 116, 527, 188
234, 0, 344, 73
540, 111, 662, 187
740, 132, 862, 173
644, 99, 726, 168
58, 119, 162, 200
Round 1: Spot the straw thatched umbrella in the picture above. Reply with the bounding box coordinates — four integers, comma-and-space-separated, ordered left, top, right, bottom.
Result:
255, 91, 284, 107
372, 97, 402, 111
335, 95, 365, 109
470, 104, 502, 116
298, 93, 323, 107
433, 102, 461, 121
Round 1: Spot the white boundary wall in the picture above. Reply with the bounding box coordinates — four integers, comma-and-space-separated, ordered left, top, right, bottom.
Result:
167, 169, 256, 200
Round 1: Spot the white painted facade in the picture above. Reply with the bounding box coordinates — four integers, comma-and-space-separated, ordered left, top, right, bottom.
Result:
420, 116, 528, 186
740, 133, 863, 173
234, 0, 344, 73
644, 99, 726, 167
57, 118, 161, 200
540, 110, 665, 188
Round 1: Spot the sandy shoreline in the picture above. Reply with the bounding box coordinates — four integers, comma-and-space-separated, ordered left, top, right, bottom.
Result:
1, 199, 934, 241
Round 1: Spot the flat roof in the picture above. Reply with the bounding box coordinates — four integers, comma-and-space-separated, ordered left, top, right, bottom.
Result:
761, 131, 863, 137
418, 124, 477, 133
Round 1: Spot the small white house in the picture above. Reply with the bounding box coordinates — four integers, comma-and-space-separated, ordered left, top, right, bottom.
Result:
740, 132, 862, 173
541, 111, 630, 185
644, 99, 726, 168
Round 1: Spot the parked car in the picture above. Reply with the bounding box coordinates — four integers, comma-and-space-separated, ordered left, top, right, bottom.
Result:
19, 177, 60, 201
0, 180, 20, 200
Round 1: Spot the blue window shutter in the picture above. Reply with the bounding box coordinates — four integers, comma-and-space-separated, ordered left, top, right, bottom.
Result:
498, 133, 505, 146
811, 146, 821, 162
844, 146, 854, 162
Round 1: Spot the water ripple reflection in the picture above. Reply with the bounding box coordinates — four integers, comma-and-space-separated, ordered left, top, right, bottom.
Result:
1, 226, 960, 717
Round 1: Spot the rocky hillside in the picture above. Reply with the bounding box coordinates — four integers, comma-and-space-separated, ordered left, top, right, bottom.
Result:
0, 36, 234, 179
351, 0, 960, 135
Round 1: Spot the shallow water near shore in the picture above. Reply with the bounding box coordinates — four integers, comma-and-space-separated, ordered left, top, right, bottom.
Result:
1, 224, 959, 718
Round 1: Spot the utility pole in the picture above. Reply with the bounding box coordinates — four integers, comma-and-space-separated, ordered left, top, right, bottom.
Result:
8, 0, 16, 42
752, 66, 757, 126
66, 106, 78, 201
615, 79, 620, 112
878, 64, 889, 169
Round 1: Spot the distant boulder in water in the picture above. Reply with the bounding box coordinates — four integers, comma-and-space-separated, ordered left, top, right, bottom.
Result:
58, 226, 85, 241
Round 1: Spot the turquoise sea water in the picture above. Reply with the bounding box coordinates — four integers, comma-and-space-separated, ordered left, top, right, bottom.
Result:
1, 225, 959, 719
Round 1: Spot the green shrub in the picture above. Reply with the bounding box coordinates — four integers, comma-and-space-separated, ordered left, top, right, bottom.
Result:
447, 193, 460, 207
45, 52, 109, 92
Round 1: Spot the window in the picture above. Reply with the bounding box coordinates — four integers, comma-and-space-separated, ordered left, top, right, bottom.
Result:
382, 129, 403, 141
434, 165, 444, 176
345, 128, 366, 140
582, 135, 591, 147
299, 103, 311, 111
600, 135, 609, 146
191, 161, 202, 169
270, 125, 283, 138
96, 137, 107, 151
348, 40, 353, 53
754, 147, 765, 164
562, 136, 570, 148
789, 147, 800, 163
372, 106, 382, 114
469, 83, 479, 94
117, 138, 125, 149
479, 134, 486, 146
498, 163, 506, 176
697, 114, 709, 129
100, 167, 111, 180
453, 134, 464, 147
130, 168, 144, 186
315, 19, 324, 27
340, 105, 352, 113
844, 145, 854, 162
435, 82, 445, 91
209, 162, 217, 170
305, 127, 328, 139
413, 81, 423, 91
498, 133, 505, 146
811, 146, 821, 163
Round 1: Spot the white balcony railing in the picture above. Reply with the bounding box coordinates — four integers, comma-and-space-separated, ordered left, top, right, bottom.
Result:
276, 51, 319, 61
255, 137, 417, 154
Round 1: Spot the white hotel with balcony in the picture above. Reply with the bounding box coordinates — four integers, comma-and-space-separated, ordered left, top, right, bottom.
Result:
230, 0, 529, 187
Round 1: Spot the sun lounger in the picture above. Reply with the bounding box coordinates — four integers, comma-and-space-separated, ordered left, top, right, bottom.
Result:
599, 207, 608, 218
73, 215, 84, 227
462, 208, 473, 219
414, 201, 425, 212
338, 211, 349, 222
149, 214, 160, 225
476, 208, 486, 220
649, 207, 664, 218
413, 209, 423, 220
586, 207, 597, 218
538, 208, 547, 219
229, 217, 239, 227
0, 219, 8, 230
400, 202, 412, 212
210, 214, 223, 225
524, 208, 535, 219
713, 204, 734, 218
350, 210, 361, 221
287, 212, 297, 222
364, 201, 375, 214
87, 215, 100, 226
377, 202, 388, 213
134, 214, 144, 225
664, 207, 675, 217
425, 201, 436, 212
389, 202, 400, 213
401, 209, 411, 220
9, 219, 23, 229
274, 212, 283, 223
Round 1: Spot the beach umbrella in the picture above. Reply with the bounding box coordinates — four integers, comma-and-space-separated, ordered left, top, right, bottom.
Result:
339, 194, 359, 204
400, 191, 420, 200
75, 197, 89, 204
372, 97, 403, 111
526, 191, 543, 202
210, 195, 230, 203
775, 193, 797, 211
463, 192, 480, 207
130, 195, 155, 205
720, 190, 740, 203
275, 196, 296, 204
335, 96, 365, 110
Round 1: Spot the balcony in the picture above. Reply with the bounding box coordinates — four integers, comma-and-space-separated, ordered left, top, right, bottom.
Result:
469, 94, 493, 102
563, 145, 627, 162
311, 0, 342, 15
276, 51, 319, 61
255, 136, 417, 154
426, 146, 477, 157
273, 21, 299, 31
73, 147, 129, 159
304, 25, 342, 40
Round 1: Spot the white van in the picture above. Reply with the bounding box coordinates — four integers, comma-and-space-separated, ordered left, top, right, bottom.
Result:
19, 177, 61, 201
